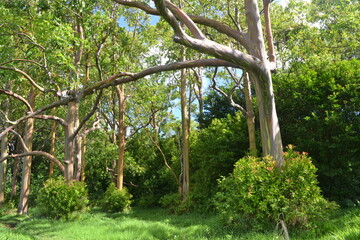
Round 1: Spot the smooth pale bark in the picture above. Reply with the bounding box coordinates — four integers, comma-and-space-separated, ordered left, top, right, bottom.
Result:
243, 73, 257, 156
49, 117, 57, 176
0, 129, 8, 206
116, 85, 125, 190
73, 104, 82, 180
64, 100, 76, 182
263, 0, 276, 65
80, 135, 86, 182
245, 0, 283, 164
180, 46, 190, 200
18, 91, 36, 214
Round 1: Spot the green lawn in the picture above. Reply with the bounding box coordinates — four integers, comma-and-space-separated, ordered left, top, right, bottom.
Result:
0, 207, 359, 240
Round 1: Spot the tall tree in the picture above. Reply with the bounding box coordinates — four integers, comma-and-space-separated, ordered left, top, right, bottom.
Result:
114, 0, 284, 164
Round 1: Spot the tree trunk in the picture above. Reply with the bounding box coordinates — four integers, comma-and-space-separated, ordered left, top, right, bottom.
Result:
0, 127, 8, 206
245, 0, 283, 165
11, 139, 22, 199
80, 135, 86, 182
64, 100, 76, 182
116, 84, 126, 190
49, 117, 57, 176
18, 90, 36, 214
73, 104, 82, 180
180, 46, 190, 200
243, 73, 257, 156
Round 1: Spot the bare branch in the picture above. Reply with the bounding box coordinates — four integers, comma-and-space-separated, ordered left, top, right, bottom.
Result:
0, 89, 33, 111
33, 115, 67, 126
0, 66, 45, 92
166, 0, 205, 39
9, 129, 29, 152
210, 68, 247, 116
0, 151, 65, 174
0, 59, 43, 68
113, 0, 249, 47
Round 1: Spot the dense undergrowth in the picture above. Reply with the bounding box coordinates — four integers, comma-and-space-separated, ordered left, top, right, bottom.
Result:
0, 207, 359, 240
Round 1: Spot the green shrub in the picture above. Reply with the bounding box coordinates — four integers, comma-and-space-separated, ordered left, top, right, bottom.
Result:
36, 177, 89, 219
215, 145, 338, 229
101, 183, 132, 212
159, 193, 192, 214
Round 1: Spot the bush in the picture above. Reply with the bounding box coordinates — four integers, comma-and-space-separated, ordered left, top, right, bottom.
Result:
215, 146, 338, 229
101, 183, 132, 212
159, 193, 192, 214
36, 177, 89, 219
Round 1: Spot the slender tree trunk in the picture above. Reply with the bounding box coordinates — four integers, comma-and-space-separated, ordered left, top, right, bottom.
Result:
243, 73, 257, 156
74, 104, 82, 180
11, 139, 22, 199
263, 0, 276, 64
80, 135, 86, 182
116, 84, 125, 190
18, 90, 36, 214
180, 46, 190, 200
49, 116, 57, 176
64, 100, 76, 183
245, 0, 283, 165
0, 127, 8, 206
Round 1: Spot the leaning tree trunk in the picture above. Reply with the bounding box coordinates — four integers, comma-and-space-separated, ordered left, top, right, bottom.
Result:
0, 127, 8, 206
18, 91, 36, 214
180, 46, 190, 200
116, 84, 126, 190
245, 0, 283, 165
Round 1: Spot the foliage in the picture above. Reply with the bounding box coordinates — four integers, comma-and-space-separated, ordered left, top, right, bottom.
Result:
36, 177, 89, 219
85, 131, 116, 200
101, 183, 132, 212
125, 131, 179, 207
190, 112, 250, 211
159, 193, 192, 214
274, 59, 360, 204
215, 146, 338, 229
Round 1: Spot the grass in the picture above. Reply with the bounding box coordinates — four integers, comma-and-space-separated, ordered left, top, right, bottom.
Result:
0, 207, 359, 240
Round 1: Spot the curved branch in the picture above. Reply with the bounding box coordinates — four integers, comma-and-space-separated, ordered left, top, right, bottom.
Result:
33, 115, 67, 126
83, 58, 240, 95
166, 0, 205, 39
113, 0, 249, 47
1, 59, 238, 140
0, 151, 65, 174
0, 97, 72, 139
0, 59, 43, 68
210, 68, 248, 116
9, 129, 29, 152
0, 66, 45, 92
0, 89, 33, 112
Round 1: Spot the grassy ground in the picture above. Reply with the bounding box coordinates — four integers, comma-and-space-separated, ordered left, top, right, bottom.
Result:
0, 207, 359, 240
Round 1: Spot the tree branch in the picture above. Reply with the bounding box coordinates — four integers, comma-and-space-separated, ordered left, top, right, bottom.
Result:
33, 115, 67, 126
210, 68, 247, 116
70, 90, 103, 141
0, 89, 33, 112
0, 66, 45, 92
0, 151, 65, 174
113, 0, 249, 47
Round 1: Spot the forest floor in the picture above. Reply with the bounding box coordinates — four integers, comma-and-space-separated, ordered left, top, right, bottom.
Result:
0, 207, 359, 240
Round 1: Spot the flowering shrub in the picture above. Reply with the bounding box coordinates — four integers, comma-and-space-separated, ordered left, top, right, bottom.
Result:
215, 146, 338, 229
